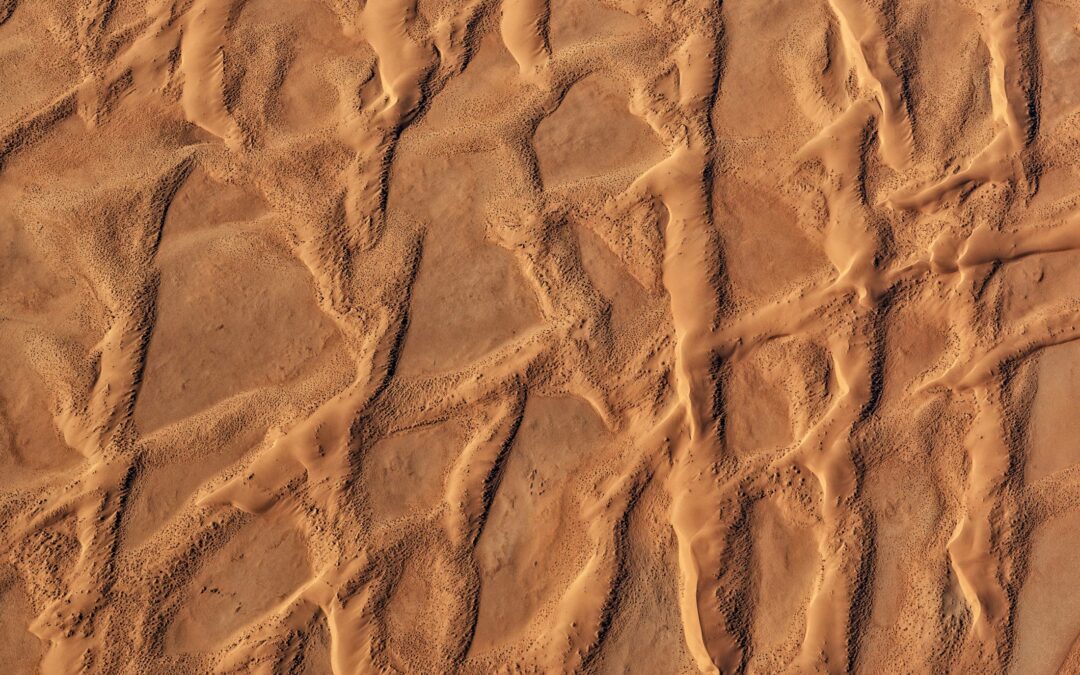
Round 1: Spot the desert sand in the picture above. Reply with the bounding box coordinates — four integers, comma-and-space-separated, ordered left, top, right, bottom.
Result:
1, 0, 1080, 672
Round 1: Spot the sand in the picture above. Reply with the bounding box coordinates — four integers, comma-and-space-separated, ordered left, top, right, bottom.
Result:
1, 0, 1080, 672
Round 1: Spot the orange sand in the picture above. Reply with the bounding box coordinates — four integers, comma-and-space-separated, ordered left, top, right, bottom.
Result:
2, 0, 1080, 672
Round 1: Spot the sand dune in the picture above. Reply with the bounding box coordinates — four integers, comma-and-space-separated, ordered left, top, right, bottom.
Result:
2, 0, 1080, 672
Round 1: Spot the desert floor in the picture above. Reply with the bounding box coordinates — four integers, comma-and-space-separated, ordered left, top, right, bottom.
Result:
2, 0, 1080, 673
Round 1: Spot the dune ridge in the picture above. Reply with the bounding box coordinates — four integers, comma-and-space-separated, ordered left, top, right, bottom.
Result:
2, 0, 1080, 673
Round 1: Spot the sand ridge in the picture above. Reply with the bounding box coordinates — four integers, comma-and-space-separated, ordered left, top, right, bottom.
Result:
2, 0, 1080, 672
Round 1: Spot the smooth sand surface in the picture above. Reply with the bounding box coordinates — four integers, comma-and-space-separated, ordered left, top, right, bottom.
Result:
2, 0, 1080, 673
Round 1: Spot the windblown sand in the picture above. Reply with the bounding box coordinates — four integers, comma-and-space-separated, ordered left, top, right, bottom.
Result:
2, 0, 1080, 673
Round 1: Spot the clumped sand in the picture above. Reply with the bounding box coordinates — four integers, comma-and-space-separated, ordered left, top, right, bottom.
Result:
1, 0, 1080, 673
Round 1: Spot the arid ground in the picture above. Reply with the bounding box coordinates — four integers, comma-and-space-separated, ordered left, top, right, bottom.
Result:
2, 0, 1080, 673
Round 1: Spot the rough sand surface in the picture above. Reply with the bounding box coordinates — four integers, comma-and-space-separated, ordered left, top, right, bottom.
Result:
2, 0, 1080, 673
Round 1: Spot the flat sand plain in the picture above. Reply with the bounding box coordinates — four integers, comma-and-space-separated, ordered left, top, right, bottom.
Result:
2, 0, 1080, 673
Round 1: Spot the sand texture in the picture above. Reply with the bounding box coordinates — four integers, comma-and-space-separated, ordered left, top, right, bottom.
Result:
2, 0, 1080, 672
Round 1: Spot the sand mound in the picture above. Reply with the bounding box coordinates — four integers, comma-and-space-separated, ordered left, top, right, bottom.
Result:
2, 0, 1080, 672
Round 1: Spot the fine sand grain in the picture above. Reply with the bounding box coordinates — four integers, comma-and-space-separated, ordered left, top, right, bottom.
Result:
2, 0, 1080, 673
